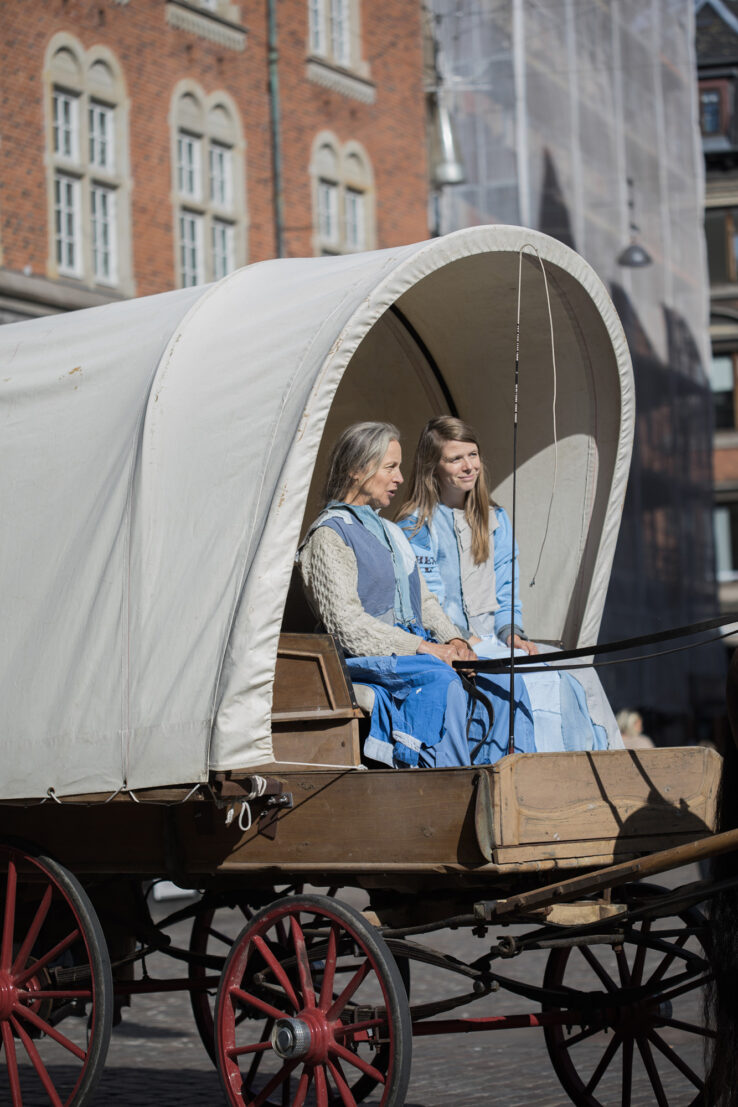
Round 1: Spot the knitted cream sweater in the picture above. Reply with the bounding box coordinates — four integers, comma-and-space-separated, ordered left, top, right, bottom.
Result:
299, 525, 463, 658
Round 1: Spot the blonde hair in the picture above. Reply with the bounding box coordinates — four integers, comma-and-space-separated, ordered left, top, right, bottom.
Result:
399, 416, 492, 564
323, 421, 400, 505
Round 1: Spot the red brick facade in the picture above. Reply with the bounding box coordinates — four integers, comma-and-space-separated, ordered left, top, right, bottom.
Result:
0, 0, 428, 316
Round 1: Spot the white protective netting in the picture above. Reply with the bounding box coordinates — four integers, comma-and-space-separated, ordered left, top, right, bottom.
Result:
428, 0, 721, 725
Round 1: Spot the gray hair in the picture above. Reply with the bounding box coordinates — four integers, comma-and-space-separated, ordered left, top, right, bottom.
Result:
323, 421, 401, 504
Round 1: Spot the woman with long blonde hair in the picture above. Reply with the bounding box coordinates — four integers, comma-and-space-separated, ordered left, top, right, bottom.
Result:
398, 416, 622, 751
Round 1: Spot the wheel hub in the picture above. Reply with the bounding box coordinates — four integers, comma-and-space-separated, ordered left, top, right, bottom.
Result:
271, 1017, 312, 1059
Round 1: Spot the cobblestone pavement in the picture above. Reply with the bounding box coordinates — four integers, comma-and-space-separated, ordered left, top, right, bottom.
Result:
3, 868, 708, 1105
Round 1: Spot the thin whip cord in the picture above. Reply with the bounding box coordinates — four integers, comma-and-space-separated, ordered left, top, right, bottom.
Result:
528, 248, 558, 588
508, 244, 559, 756
508, 251, 522, 755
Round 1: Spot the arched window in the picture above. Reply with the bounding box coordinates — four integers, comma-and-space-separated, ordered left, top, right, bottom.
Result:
311, 133, 375, 255
44, 35, 133, 292
171, 83, 247, 287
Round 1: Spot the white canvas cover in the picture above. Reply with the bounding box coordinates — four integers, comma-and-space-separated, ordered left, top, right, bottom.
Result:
0, 226, 633, 800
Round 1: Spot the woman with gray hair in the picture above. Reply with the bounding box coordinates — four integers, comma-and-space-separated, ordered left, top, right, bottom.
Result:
298, 421, 535, 767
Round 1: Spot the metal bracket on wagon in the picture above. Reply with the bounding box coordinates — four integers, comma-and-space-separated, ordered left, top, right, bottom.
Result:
209, 773, 294, 839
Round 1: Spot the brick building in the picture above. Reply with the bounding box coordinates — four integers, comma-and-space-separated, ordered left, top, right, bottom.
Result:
0, 0, 428, 323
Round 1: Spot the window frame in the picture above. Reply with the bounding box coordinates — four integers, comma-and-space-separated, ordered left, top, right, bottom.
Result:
171, 84, 247, 288
54, 172, 83, 278
45, 35, 133, 293
90, 182, 118, 285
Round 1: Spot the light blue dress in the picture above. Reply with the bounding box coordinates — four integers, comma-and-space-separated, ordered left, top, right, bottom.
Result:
400, 506, 621, 752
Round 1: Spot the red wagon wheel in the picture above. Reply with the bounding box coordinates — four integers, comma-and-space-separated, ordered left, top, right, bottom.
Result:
189, 894, 256, 1065
0, 840, 113, 1106
542, 885, 711, 1107
215, 893, 411, 1107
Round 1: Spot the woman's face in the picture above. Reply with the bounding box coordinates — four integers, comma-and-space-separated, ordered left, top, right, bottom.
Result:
436, 438, 481, 506
348, 439, 404, 510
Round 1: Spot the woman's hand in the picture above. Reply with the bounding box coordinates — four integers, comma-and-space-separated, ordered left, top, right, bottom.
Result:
416, 640, 459, 666
506, 634, 539, 656
447, 637, 477, 663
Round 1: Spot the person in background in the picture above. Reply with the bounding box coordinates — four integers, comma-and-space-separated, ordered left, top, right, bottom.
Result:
616, 709, 654, 750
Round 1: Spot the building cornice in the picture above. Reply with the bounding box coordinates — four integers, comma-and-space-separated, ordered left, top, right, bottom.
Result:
0, 268, 126, 318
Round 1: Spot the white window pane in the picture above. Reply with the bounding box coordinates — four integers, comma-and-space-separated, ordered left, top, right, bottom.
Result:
330, 0, 350, 66
54, 173, 81, 275
714, 506, 738, 580
91, 185, 117, 284
710, 354, 734, 392
344, 187, 365, 249
318, 179, 339, 245
212, 219, 235, 279
177, 132, 202, 200
53, 90, 79, 161
89, 102, 115, 171
309, 0, 326, 54
180, 212, 205, 286
209, 142, 232, 209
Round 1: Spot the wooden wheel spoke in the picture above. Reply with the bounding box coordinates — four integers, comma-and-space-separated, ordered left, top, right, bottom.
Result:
251, 1058, 299, 1107
245, 1018, 274, 1089
636, 1035, 669, 1107
12, 885, 54, 977
646, 1028, 703, 1089
578, 944, 618, 993
334, 1016, 385, 1041
313, 1062, 329, 1107
331, 1039, 386, 1084
15, 1002, 87, 1059
205, 924, 234, 947
615, 945, 632, 988
645, 931, 688, 988
15, 927, 80, 986
291, 1070, 311, 1107
11, 1014, 64, 1107
326, 960, 371, 1021
252, 934, 300, 1012
318, 924, 339, 1013
560, 1022, 603, 1049
621, 1035, 633, 1107
630, 919, 650, 986
227, 1039, 273, 1059
231, 985, 289, 1022
1, 860, 18, 972
289, 917, 316, 1008
652, 973, 712, 1007
657, 1014, 715, 1039
327, 1057, 358, 1107
584, 1031, 622, 1094
1, 1018, 23, 1107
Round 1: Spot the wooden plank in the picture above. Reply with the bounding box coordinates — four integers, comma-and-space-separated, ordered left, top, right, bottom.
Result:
272, 719, 361, 767
272, 633, 357, 716
490, 748, 720, 855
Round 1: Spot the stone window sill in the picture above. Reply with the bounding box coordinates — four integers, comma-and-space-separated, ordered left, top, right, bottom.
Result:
306, 56, 375, 104
165, 0, 247, 52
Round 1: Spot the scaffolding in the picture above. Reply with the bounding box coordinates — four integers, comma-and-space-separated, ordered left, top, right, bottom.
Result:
429, 0, 722, 735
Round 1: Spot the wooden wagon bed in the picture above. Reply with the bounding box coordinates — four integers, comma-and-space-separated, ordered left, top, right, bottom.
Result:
0, 635, 720, 889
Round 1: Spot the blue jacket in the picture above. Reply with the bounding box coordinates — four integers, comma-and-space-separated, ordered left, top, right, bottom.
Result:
399, 505, 525, 643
